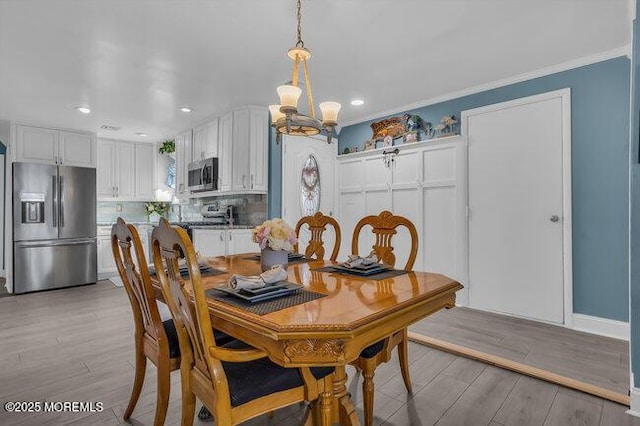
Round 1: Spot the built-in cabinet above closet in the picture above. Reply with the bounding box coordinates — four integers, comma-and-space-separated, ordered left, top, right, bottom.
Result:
15, 124, 96, 167
97, 139, 155, 201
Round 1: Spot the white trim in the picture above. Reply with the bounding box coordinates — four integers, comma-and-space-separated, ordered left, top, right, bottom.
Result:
340, 46, 629, 128
572, 313, 630, 341
460, 89, 573, 328
629, 388, 640, 417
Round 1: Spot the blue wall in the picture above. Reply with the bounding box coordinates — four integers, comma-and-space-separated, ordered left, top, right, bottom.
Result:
338, 57, 631, 322
630, 1, 640, 387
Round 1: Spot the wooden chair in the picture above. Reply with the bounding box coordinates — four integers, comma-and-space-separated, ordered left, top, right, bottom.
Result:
350, 210, 419, 426
151, 218, 335, 426
294, 211, 342, 261
111, 217, 180, 426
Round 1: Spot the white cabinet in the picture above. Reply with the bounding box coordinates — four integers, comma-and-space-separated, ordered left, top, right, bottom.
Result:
231, 107, 269, 192
249, 108, 269, 191
175, 129, 193, 199
97, 139, 155, 200
193, 229, 227, 257
16, 125, 96, 167
337, 136, 464, 275
228, 229, 255, 255
219, 113, 233, 192
193, 228, 257, 257
232, 108, 251, 191
135, 143, 155, 199
97, 226, 117, 277
192, 118, 219, 161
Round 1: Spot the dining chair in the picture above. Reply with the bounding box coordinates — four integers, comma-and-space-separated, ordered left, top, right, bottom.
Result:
350, 210, 419, 426
111, 217, 180, 426
151, 218, 335, 426
294, 211, 342, 261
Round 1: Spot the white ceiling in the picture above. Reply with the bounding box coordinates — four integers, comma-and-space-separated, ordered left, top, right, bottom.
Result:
0, 0, 631, 141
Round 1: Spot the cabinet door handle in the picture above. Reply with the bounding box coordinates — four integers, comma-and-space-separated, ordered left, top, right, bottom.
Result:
219, 233, 224, 242
112, 186, 116, 197
229, 233, 232, 241
250, 174, 254, 189
242, 174, 246, 188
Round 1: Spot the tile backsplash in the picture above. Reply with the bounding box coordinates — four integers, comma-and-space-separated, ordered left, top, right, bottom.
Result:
96, 194, 267, 226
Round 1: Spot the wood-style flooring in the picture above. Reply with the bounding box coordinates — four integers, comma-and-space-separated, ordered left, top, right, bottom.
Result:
0, 281, 636, 426
409, 306, 629, 397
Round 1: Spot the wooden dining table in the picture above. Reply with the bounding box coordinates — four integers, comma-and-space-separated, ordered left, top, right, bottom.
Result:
152, 254, 462, 425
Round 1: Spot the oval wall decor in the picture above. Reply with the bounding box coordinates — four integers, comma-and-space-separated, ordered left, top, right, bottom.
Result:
300, 155, 320, 216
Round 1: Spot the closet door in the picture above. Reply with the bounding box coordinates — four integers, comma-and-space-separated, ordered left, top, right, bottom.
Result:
466, 90, 569, 324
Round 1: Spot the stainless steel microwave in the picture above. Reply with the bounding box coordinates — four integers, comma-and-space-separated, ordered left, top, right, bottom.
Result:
188, 158, 218, 192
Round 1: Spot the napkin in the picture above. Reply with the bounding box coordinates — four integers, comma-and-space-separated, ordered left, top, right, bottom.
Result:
342, 251, 379, 268
229, 265, 288, 290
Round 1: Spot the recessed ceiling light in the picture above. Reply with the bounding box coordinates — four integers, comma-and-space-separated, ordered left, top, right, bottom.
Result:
180, 106, 193, 113
75, 106, 91, 114
136, 132, 148, 137
350, 99, 365, 106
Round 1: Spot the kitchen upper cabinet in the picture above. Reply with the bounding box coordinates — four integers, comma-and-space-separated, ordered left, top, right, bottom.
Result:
97, 139, 155, 201
231, 106, 268, 192
232, 108, 251, 191
59, 131, 96, 167
192, 118, 219, 162
16, 125, 96, 167
219, 113, 233, 192
175, 129, 193, 199
134, 143, 155, 199
249, 108, 269, 191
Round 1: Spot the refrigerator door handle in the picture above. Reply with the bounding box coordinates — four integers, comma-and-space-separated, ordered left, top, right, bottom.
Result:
16, 239, 96, 248
52, 175, 58, 228
59, 175, 64, 227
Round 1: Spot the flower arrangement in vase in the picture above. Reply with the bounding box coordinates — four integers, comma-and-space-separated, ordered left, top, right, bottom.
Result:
252, 218, 298, 271
144, 202, 170, 222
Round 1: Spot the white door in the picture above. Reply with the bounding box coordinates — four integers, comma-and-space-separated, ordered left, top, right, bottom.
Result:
228, 229, 256, 255
282, 135, 337, 256
232, 108, 251, 191
193, 229, 227, 257
465, 89, 570, 324
192, 124, 207, 161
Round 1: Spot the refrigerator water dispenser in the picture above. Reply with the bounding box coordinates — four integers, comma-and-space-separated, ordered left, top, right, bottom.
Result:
20, 192, 45, 224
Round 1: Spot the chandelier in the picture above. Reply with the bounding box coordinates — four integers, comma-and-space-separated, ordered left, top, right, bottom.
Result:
269, 0, 341, 144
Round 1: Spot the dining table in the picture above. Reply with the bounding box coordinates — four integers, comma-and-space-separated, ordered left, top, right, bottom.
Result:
152, 253, 463, 425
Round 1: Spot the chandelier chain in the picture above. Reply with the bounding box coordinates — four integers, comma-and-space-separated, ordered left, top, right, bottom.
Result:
296, 0, 304, 47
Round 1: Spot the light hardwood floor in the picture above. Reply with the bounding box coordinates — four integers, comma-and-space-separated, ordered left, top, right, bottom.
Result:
0, 281, 636, 426
410, 306, 629, 396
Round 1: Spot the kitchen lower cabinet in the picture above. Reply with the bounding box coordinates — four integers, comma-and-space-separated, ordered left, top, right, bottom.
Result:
193, 228, 257, 257
97, 235, 117, 277
228, 229, 255, 255
193, 229, 227, 257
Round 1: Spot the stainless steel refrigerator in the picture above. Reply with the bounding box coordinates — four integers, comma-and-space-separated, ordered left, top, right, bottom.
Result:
13, 162, 97, 294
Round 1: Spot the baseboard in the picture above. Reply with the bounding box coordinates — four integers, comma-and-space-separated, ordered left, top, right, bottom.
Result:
628, 388, 640, 417
572, 313, 629, 341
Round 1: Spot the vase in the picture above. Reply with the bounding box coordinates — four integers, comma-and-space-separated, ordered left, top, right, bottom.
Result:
261, 248, 288, 272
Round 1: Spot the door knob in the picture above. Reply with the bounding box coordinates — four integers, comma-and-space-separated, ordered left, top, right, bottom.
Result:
550, 215, 560, 223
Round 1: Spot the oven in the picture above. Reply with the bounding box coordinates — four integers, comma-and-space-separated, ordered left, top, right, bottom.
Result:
187, 157, 218, 192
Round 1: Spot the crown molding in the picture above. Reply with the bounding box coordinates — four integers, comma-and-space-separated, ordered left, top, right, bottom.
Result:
340, 45, 631, 128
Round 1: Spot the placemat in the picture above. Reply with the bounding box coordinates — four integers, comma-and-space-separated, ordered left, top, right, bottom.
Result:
243, 254, 314, 265
205, 285, 326, 315
311, 266, 409, 280
150, 267, 226, 279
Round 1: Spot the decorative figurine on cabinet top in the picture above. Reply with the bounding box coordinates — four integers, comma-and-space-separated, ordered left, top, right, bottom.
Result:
434, 115, 459, 138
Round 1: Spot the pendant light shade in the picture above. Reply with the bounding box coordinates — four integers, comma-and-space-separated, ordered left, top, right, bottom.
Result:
268, 105, 286, 124
277, 85, 302, 113
319, 101, 341, 126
